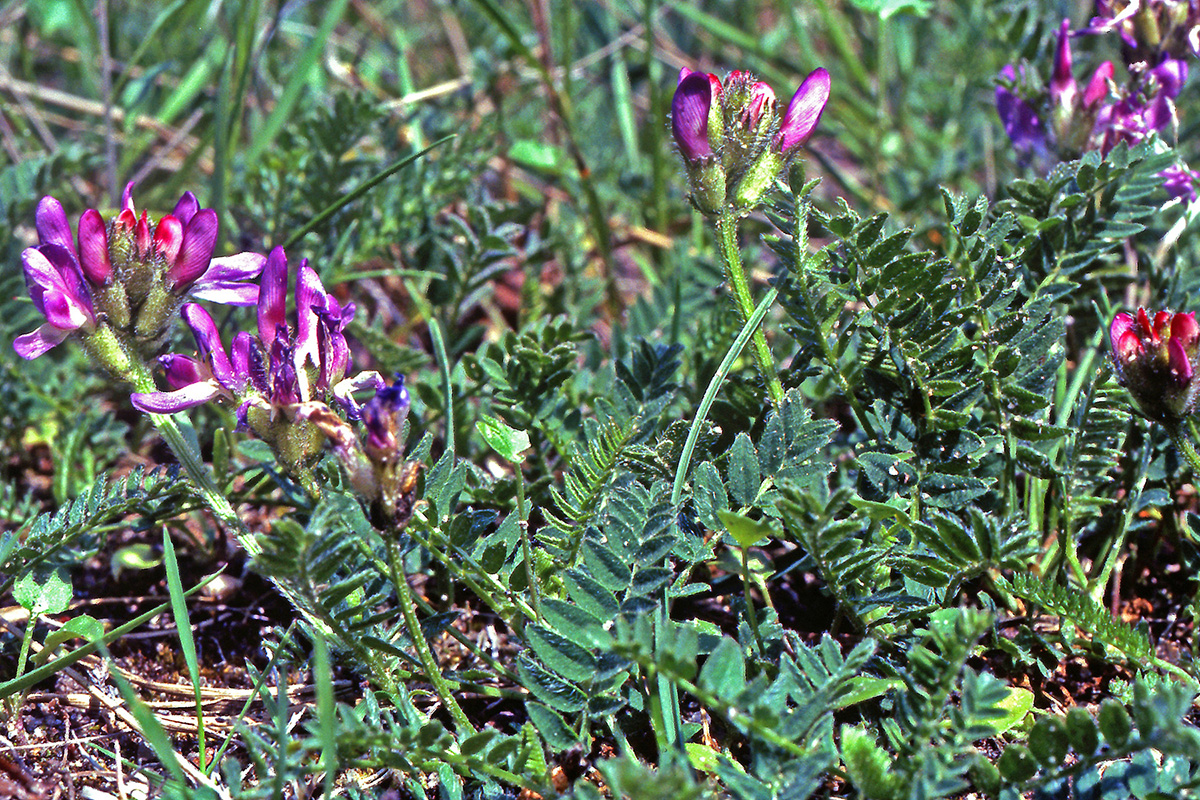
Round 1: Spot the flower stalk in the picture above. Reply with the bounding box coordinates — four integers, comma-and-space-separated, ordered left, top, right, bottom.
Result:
716, 207, 785, 407
385, 537, 474, 733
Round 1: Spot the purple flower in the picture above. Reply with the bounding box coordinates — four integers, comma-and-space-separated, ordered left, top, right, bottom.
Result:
362, 375, 411, 457
1161, 163, 1200, 201
1111, 307, 1200, 419
110, 183, 264, 304
671, 66, 831, 213
996, 65, 1049, 156
14, 244, 96, 359
775, 68, 831, 157
672, 69, 722, 164
15, 185, 269, 364
134, 246, 381, 422
130, 304, 253, 412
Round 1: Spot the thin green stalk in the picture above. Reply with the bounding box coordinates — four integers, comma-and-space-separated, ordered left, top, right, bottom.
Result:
386, 538, 474, 733
126, 359, 257, 554
715, 208, 784, 407
672, 286, 780, 506
516, 463, 540, 618
739, 547, 766, 655
1088, 432, 1152, 601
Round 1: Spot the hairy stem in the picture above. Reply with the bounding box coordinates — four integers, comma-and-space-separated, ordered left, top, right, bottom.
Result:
386, 538, 475, 733
716, 208, 784, 407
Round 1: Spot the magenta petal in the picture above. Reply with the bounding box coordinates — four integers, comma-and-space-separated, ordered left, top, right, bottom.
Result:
1169, 337, 1194, 385
41, 288, 91, 330
257, 247, 289, 346
35, 196, 74, 252
169, 209, 218, 291
159, 354, 207, 390
172, 191, 200, 226
189, 281, 260, 306
14, 323, 71, 359
77, 209, 112, 285
131, 382, 223, 414
671, 71, 715, 163
181, 303, 235, 386
202, 252, 267, 282
231, 331, 253, 378
155, 215, 184, 266
1050, 19, 1076, 109
777, 68, 831, 155
1110, 312, 1135, 355
294, 258, 325, 371
22, 245, 92, 325
1083, 62, 1114, 109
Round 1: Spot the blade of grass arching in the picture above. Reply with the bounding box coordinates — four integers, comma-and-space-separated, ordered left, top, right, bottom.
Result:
243, 0, 352, 170
671, 286, 779, 506
656, 285, 779, 769
93, 638, 226, 793
162, 530, 207, 770
402, 278, 456, 459
104, 660, 189, 787
463, 0, 535, 62
313, 635, 336, 798
0, 570, 223, 700
206, 621, 298, 776
280, 135, 454, 251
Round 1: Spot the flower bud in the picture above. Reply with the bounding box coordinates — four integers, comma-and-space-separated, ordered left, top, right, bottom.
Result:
1111, 308, 1200, 420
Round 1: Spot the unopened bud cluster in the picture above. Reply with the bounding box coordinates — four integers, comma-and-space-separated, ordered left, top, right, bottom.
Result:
1110, 308, 1200, 421
671, 67, 830, 214
301, 375, 421, 528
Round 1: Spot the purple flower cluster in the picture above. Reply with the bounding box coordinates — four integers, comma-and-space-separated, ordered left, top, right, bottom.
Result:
16, 184, 263, 361
1111, 307, 1200, 420
670, 67, 830, 213
996, 7, 1199, 201
130, 246, 383, 470
13, 183, 406, 486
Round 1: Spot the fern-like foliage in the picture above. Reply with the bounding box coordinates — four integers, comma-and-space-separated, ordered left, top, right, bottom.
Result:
873, 608, 1009, 798
543, 411, 640, 561
997, 141, 1179, 298
542, 342, 684, 563
1003, 573, 1159, 668
775, 484, 884, 631
0, 467, 187, 593
994, 679, 1200, 798
466, 316, 589, 434
252, 491, 404, 663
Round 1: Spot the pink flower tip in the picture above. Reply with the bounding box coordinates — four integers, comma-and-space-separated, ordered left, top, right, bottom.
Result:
776, 67, 831, 156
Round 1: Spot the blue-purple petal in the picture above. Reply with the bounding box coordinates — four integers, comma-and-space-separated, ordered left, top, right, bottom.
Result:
258, 247, 289, 346
14, 324, 71, 360
131, 382, 223, 414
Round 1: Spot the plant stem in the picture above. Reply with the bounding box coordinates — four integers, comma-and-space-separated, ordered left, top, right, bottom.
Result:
386, 538, 474, 733
715, 208, 784, 407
